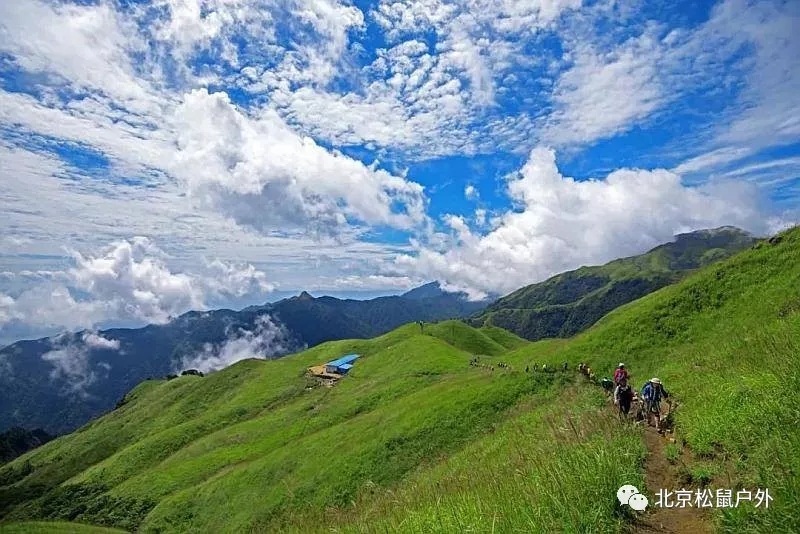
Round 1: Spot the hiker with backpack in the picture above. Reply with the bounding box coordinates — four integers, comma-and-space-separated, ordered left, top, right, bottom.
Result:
613, 363, 629, 385
614, 379, 634, 419
642, 378, 669, 431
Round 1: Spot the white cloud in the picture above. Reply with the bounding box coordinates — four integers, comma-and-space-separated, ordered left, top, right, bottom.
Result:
81, 331, 121, 350
0, 237, 275, 332
41, 331, 120, 395
67, 237, 206, 323
668, 0, 800, 176
0, 1, 158, 107
172, 89, 427, 234
541, 32, 663, 146
204, 259, 276, 296
711, 0, 800, 148
464, 184, 479, 200
395, 147, 781, 296
178, 314, 294, 373
474, 208, 487, 226
331, 274, 421, 291
673, 147, 755, 175
267, 0, 582, 156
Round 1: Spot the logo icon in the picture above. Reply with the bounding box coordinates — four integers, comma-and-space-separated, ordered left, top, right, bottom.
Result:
617, 484, 649, 511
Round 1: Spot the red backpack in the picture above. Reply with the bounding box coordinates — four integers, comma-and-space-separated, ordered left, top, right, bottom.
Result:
614, 368, 628, 383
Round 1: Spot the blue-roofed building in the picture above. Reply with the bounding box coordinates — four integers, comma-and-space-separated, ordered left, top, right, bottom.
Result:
325, 354, 360, 374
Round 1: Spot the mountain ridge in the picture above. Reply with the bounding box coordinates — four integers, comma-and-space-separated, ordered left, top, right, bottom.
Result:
470, 226, 757, 340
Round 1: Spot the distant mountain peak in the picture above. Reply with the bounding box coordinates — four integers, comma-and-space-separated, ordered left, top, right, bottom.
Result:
295, 291, 314, 301
401, 281, 444, 300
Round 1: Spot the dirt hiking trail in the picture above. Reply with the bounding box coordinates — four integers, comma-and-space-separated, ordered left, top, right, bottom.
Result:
582, 369, 717, 532
631, 424, 714, 533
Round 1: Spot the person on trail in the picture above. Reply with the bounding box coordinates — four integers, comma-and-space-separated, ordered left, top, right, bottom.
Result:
642, 378, 669, 431
562, 362, 568, 371
613, 363, 629, 385
614, 379, 634, 418
600, 377, 614, 393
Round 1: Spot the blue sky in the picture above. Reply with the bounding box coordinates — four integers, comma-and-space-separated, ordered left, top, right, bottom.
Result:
0, 0, 798, 343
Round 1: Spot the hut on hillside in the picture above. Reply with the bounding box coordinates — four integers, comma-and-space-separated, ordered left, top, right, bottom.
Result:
324, 354, 360, 375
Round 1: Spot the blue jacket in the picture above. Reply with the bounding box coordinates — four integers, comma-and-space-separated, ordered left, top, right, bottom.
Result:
642, 382, 668, 403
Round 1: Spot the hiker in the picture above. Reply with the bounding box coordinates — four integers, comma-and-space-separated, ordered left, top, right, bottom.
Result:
600, 377, 614, 393
613, 363, 629, 385
614, 379, 634, 418
642, 378, 669, 431
562, 362, 568, 371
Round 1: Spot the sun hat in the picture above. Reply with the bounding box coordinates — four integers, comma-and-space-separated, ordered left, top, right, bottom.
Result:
651, 377, 661, 384
619, 363, 625, 367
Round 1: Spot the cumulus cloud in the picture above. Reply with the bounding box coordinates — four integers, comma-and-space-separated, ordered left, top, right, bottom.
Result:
204, 259, 276, 297
178, 314, 294, 373
172, 89, 427, 235
395, 147, 781, 297
67, 237, 205, 323
41, 331, 119, 395
464, 184, 479, 200
0, 237, 275, 332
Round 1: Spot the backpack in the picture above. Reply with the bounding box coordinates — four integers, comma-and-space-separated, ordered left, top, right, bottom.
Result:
614, 368, 628, 383
618, 384, 633, 399
642, 382, 664, 402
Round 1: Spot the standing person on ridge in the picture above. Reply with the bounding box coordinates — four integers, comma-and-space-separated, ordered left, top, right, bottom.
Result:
614, 363, 628, 385
642, 378, 669, 431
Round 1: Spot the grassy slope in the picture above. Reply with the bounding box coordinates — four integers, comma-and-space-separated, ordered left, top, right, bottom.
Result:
506, 227, 800, 532
2, 227, 798, 533
472, 227, 756, 341
0, 522, 127, 533
313, 228, 799, 534
0, 323, 556, 533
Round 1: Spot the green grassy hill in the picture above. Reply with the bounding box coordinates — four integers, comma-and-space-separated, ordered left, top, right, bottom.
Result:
1, 227, 798, 533
471, 226, 756, 340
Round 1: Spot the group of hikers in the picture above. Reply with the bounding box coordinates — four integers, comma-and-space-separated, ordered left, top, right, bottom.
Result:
525, 362, 569, 373
579, 362, 670, 432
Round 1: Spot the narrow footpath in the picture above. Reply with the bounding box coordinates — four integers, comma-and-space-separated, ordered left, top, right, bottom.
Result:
631, 424, 713, 533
